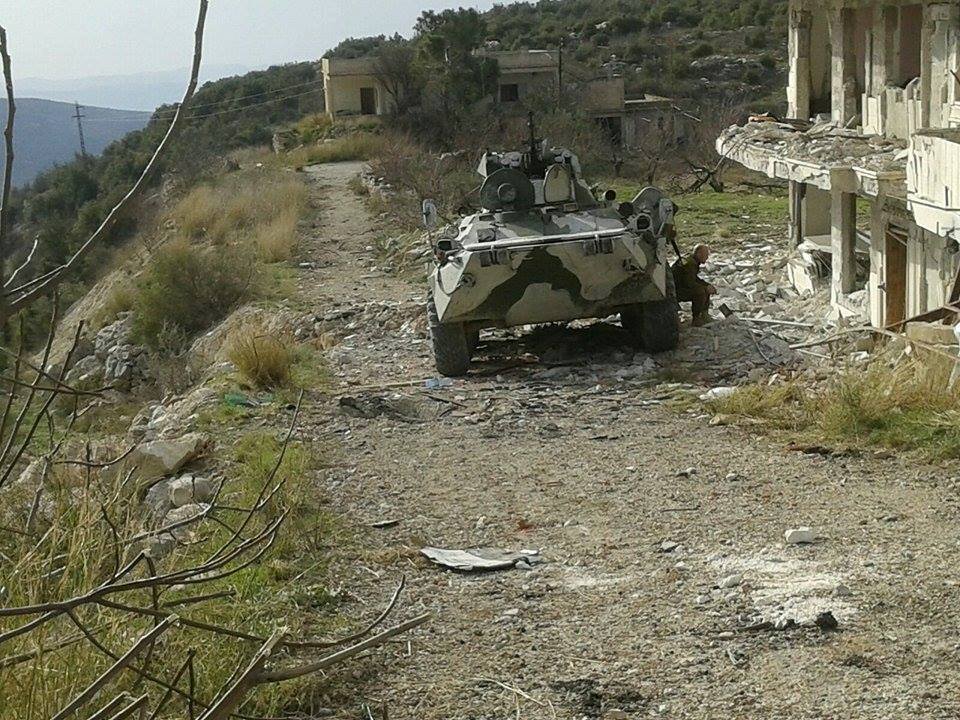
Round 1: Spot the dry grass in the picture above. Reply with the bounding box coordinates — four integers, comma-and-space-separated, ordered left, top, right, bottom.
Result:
284, 132, 386, 168
0, 431, 329, 718
227, 323, 296, 388
709, 359, 960, 458
255, 207, 300, 263
92, 283, 136, 328
171, 170, 307, 251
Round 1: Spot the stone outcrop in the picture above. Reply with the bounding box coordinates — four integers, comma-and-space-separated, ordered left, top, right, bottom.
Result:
144, 472, 216, 519
128, 432, 210, 482
60, 312, 150, 391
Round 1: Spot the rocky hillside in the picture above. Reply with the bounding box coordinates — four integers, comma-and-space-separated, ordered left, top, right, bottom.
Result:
326, 0, 789, 108
5, 61, 324, 340
484, 0, 788, 104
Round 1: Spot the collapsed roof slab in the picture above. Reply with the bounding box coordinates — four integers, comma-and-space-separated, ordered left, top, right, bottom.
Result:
716, 120, 907, 200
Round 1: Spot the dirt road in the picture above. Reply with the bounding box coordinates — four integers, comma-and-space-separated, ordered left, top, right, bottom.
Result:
298, 162, 960, 719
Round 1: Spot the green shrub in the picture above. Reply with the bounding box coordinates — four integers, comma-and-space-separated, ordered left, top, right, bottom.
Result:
691, 41, 714, 58
745, 28, 768, 49
296, 113, 334, 144
133, 240, 257, 345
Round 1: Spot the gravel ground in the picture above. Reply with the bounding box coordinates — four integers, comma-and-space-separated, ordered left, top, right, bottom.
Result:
296, 162, 960, 720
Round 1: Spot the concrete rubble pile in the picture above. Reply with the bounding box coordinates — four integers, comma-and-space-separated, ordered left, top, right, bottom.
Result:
720, 119, 906, 172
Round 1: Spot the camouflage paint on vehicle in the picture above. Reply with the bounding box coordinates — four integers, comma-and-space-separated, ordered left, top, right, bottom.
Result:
427, 117, 678, 338
430, 210, 670, 327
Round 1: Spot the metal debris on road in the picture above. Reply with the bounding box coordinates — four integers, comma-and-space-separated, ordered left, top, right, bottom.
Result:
420, 547, 542, 572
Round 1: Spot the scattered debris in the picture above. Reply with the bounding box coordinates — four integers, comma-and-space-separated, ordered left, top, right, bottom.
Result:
699, 386, 737, 401
814, 610, 839, 631
420, 547, 542, 572
371, 518, 401, 529
718, 573, 743, 589
784, 527, 817, 545
726, 646, 748, 667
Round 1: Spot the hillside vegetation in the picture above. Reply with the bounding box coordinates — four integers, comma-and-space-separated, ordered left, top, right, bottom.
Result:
5, 62, 323, 341
328, 0, 789, 105
0, 99, 150, 187
486, 0, 787, 101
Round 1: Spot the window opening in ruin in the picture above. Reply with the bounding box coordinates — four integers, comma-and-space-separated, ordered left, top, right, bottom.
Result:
596, 116, 623, 145
896, 5, 923, 88
809, 11, 831, 115
499, 83, 520, 102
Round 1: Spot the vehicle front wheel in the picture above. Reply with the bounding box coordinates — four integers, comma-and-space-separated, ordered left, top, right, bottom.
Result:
428, 293, 471, 376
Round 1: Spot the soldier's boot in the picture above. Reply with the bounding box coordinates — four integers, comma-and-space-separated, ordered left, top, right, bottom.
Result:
691, 293, 711, 327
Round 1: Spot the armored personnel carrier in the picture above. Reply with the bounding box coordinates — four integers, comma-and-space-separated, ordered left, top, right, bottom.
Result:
426, 121, 680, 376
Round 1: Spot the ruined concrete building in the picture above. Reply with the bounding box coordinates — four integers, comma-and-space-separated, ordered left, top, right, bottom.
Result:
718, 0, 960, 328
321, 49, 685, 148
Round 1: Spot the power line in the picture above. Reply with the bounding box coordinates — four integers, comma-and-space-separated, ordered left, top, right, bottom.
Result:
85, 85, 324, 124
84, 77, 326, 124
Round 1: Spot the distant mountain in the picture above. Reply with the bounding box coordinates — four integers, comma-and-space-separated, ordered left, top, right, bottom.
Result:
0, 98, 151, 187
17, 65, 251, 112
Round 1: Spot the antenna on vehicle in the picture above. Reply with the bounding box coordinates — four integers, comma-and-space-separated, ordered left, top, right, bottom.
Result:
527, 111, 538, 160
526, 111, 546, 175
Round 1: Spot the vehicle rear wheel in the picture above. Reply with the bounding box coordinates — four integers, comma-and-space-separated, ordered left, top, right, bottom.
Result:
639, 297, 680, 352
620, 268, 680, 353
428, 292, 471, 376
467, 329, 481, 353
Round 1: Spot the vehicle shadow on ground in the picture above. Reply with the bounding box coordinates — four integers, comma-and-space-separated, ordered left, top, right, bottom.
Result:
469, 321, 644, 374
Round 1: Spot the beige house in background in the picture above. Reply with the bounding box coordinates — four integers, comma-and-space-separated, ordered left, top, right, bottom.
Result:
321, 57, 390, 118
718, 0, 960, 329
321, 49, 562, 120
320, 48, 684, 148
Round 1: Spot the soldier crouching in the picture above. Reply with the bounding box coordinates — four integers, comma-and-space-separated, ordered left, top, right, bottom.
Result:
672, 244, 717, 327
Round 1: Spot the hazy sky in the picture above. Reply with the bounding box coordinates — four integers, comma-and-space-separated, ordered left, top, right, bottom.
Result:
0, 0, 504, 81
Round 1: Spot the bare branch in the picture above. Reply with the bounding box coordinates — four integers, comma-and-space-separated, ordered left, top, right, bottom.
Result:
198, 631, 285, 720
255, 613, 431, 684
50, 616, 177, 720
4, 234, 38, 288
148, 649, 196, 720
87, 695, 132, 720
102, 694, 149, 720
0, 25, 14, 270
4, 0, 210, 317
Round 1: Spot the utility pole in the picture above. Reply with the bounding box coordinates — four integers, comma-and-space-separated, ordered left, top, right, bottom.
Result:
72, 101, 87, 158
557, 37, 564, 109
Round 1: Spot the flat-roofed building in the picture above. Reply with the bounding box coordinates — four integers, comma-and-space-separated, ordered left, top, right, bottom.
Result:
717, 0, 960, 328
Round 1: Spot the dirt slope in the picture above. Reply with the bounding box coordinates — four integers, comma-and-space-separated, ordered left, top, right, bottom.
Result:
298, 162, 960, 720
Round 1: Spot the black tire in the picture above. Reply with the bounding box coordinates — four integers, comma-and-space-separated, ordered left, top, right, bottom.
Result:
428, 292, 471, 376
639, 295, 681, 352
620, 268, 680, 353
467, 329, 481, 353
